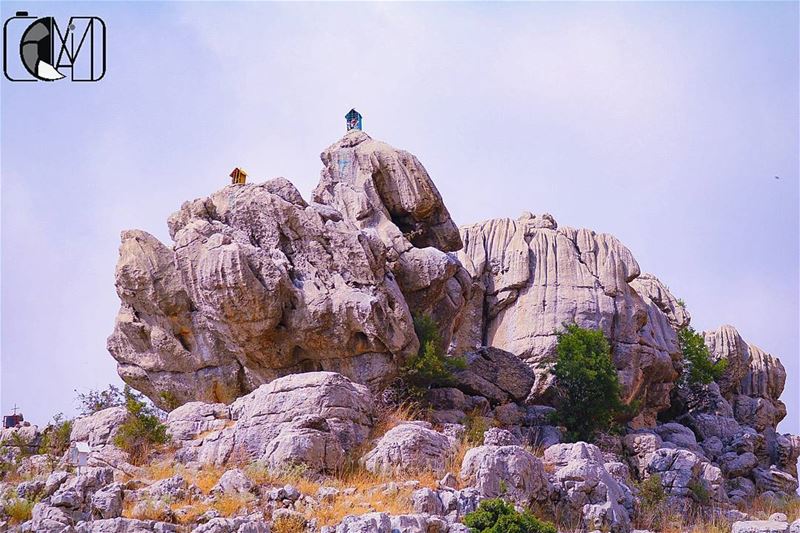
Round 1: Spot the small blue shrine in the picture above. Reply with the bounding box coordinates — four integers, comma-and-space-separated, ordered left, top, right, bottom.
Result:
345, 108, 362, 131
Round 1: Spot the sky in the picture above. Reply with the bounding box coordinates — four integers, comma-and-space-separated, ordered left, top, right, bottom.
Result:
1, 2, 798, 436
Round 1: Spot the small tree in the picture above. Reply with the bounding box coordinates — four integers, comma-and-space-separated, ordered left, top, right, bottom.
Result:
463, 498, 556, 533
551, 324, 625, 442
400, 314, 465, 399
113, 386, 169, 465
75, 384, 125, 415
38, 413, 73, 457
677, 326, 727, 386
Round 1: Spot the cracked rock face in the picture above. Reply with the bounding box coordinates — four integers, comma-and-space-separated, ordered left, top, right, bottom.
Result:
543, 442, 634, 533
314, 130, 470, 350
703, 326, 788, 433
108, 132, 474, 407
453, 213, 682, 426
169, 372, 373, 473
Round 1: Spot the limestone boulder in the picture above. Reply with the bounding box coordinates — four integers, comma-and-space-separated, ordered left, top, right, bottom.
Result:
731, 521, 791, 533
75, 518, 179, 532
361, 422, 452, 476
460, 444, 550, 505
543, 442, 634, 533
450, 347, 535, 404
174, 372, 373, 474
70, 407, 128, 448
109, 131, 475, 408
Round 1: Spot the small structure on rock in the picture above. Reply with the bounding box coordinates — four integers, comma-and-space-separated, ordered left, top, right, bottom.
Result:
345, 108, 362, 131
3, 405, 24, 428
68, 441, 91, 474
230, 167, 247, 185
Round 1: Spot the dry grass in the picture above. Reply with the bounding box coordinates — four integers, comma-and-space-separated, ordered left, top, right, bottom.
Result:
744, 494, 800, 521
141, 460, 178, 481
138, 456, 225, 495
272, 513, 308, 533
170, 501, 212, 525
212, 492, 256, 517
370, 402, 421, 441
243, 448, 441, 528
2, 498, 34, 524
192, 465, 226, 494
125, 499, 171, 521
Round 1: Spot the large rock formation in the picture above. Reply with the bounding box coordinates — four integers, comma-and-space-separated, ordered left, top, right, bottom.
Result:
452, 213, 685, 426
102, 129, 797, 512
108, 131, 470, 408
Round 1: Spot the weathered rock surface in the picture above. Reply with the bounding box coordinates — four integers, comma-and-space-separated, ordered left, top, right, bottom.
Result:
460, 444, 549, 505
314, 130, 470, 350
361, 422, 453, 476
109, 131, 475, 408
731, 521, 792, 533
70, 407, 128, 448
704, 325, 788, 432
450, 347, 535, 405
76, 518, 179, 533
170, 372, 373, 473
543, 442, 634, 533
452, 213, 682, 426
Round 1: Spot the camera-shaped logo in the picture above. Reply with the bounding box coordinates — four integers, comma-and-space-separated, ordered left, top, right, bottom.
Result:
3, 11, 106, 82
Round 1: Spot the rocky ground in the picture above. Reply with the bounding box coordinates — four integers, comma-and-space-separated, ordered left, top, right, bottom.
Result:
1, 130, 797, 533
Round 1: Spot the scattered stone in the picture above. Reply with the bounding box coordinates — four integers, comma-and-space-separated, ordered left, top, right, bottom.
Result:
482, 427, 519, 447
210, 469, 253, 495
731, 521, 790, 533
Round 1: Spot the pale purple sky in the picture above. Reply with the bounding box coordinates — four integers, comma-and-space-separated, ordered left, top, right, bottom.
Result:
2, 2, 798, 435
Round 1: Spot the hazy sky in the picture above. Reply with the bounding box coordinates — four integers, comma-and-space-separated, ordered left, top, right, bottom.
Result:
1, 2, 798, 436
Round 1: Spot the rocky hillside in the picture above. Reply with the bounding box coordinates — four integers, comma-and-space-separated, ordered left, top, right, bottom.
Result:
1, 130, 797, 533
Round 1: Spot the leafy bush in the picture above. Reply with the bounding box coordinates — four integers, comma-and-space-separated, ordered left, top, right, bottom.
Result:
400, 314, 465, 399
550, 324, 626, 442
463, 498, 557, 533
75, 384, 125, 415
38, 413, 73, 457
677, 326, 727, 386
113, 386, 169, 465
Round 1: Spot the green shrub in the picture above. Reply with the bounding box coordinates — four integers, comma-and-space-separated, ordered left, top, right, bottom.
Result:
75, 384, 125, 415
464, 409, 493, 445
38, 413, 73, 457
2, 497, 34, 524
400, 314, 465, 399
463, 498, 557, 533
550, 324, 626, 442
688, 479, 710, 505
639, 473, 666, 507
7, 432, 35, 458
677, 326, 727, 386
158, 391, 181, 411
113, 386, 169, 465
